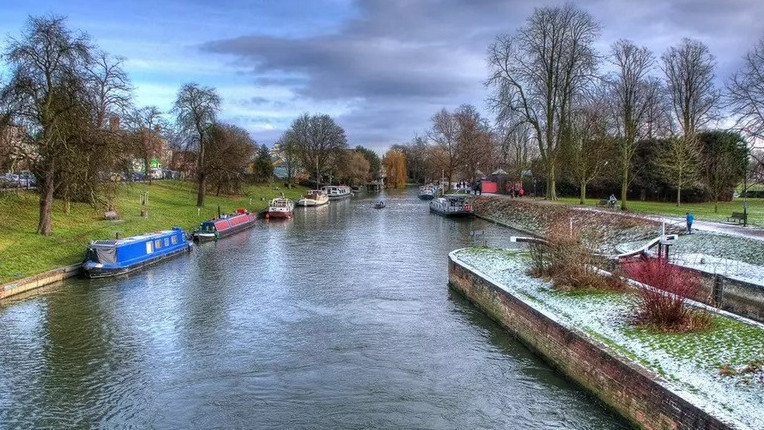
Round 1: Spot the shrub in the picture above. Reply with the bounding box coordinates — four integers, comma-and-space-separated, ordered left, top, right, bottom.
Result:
624, 259, 712, 332
527, 218, 623, 291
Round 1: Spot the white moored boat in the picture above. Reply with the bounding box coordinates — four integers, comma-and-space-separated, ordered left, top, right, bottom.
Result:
296, 189, 330, 207
266, 196, 295, 219
321, 185, 352, 200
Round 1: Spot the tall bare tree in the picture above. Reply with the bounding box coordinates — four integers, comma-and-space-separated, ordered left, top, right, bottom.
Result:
125, 105, 166, 185
454, 104, 494, 182
661, 38, 719, 204
428, 108, 460, 191
608, 39, 660, 210
285, 113, 347, 185
173, 82, 221, 207
564, 95, 613, 204
1, 15, 94, 235
87, 51, 132, 129
728, 34, 764, 140
487, 3, 600, 200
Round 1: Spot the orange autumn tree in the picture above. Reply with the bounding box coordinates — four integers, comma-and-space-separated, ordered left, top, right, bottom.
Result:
382, 149, 407, 188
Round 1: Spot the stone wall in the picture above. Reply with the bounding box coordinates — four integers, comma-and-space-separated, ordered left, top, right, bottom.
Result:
1, 264, 81, 300
448, 255, 731, 430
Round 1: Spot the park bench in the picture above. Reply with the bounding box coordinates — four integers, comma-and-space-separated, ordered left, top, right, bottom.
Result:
598, 198, 617, 209
727, 211, 747, 224
597, 199, 609, 206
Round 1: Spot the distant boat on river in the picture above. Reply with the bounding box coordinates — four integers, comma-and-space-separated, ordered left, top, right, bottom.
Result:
418, 184, 438, 200
321, 185, 352, 200
429, 194, 474, 217
296, 189, 330, 207
191, 209, 256, 242
82, 227, 191, 278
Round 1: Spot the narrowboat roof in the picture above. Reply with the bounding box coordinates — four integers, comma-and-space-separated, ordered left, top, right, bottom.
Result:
89, 228, 184, 248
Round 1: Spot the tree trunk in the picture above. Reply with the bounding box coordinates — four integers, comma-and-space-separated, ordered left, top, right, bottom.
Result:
676, 183, 681, 206
145, 157, 152, 185
36, 160, 55, 236
579, 179, 586, 204
620, 165, 629, 211
196, 173, 207, 207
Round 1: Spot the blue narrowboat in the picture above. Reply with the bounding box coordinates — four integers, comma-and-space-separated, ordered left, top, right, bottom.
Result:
82, 227, 191, 278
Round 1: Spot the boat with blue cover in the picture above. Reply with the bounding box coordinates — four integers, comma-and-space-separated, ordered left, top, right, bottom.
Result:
82, 227, 191, 278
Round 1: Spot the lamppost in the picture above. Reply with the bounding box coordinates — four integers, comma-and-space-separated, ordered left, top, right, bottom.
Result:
743, 163, 748, 227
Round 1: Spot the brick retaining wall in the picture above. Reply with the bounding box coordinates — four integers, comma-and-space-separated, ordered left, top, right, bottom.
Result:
448, 255, 731, 430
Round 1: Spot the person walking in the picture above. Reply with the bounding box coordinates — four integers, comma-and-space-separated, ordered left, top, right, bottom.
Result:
686, 212, 694, 234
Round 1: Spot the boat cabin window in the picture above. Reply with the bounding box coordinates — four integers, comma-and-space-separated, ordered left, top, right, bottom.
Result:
155, 239, 162, 249
146, 242, 153, 254
171, 235, 178, 245
164, 238, 170, 247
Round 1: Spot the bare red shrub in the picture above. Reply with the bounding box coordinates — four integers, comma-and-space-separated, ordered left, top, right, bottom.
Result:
624, 259, 711, 332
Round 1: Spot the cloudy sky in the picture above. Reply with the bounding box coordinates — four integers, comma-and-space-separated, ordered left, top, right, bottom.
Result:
2, 0, 763, 154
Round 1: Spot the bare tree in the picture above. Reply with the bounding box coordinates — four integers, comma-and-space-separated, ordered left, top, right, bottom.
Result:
275, 133, 301, 185
662, 38, 720, 137
428, 108, 460, 191
206, 123, 255, 194
125, 105, 166, 185
661, 38, 719, 204
564, 95, 613, 204
487, 3, 600, 200
607, 39, 660, 210
654, 136, 700, 206
172, 82, 221, 207
87, 51, 131, 129
285, 113, 347, 185
1, 15, 94, 235
727, 33, 764, 140
494, 114, 536, 186
455, 104, 494, 182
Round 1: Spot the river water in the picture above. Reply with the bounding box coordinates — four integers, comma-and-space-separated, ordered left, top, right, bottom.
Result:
0, 188, 629, 429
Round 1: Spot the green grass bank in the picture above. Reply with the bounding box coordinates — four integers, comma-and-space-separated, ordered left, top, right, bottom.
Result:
0, 181, 306, 283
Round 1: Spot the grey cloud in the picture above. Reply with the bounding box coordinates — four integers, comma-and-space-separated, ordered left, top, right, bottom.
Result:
203, 0, 764, 149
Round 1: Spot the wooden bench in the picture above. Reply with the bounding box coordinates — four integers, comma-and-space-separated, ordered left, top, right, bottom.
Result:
597, 199, 609, 206
727, 212, 747, 224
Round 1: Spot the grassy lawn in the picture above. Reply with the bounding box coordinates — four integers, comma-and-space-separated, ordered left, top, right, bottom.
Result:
555, 196, 764, 227
0, 180, 306, 283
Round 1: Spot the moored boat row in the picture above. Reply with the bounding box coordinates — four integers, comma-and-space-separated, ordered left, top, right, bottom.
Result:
81, 187, 355, 279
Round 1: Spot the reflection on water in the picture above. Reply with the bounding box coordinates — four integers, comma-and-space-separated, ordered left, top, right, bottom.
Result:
0, 187, 628, 428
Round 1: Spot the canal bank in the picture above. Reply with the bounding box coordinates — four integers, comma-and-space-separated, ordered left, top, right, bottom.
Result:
449, 248, 763, 429
1, 263, 81, 300
1, 190, 631, 428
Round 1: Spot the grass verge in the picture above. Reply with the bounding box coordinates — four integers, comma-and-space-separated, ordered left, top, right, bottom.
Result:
0, 181, 306, 283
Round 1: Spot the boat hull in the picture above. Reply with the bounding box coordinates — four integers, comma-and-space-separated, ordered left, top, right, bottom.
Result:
429, 207, 473, 217
266, 210, 293, 219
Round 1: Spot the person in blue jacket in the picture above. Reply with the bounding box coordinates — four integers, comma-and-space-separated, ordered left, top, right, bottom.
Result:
686, 212, 694, 234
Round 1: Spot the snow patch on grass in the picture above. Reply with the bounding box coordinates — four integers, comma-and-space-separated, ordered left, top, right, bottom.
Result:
453, 247, 764, 430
